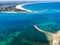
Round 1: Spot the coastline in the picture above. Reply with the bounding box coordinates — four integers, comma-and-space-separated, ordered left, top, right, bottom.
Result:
16, 3, 33, 12
15, 2, 53, 12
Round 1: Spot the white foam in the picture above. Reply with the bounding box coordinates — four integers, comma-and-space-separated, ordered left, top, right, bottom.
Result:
1, 11, 18, 13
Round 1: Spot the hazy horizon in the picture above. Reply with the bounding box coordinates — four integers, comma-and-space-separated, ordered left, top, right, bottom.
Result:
0, 0, 60, 2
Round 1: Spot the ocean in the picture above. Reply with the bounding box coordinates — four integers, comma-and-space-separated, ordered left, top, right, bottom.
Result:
23, 2, 60, 11
0, 12, 60, 45
0, 2, 60, 45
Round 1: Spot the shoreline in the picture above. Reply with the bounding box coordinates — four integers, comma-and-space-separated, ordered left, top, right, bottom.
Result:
16, 3, 33, 12
15, 2, 53, 12
15, 2, 45, 12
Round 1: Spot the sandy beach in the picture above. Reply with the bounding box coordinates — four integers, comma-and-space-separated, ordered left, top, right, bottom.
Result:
15, 2, 50, 12
16, 3, 32, 12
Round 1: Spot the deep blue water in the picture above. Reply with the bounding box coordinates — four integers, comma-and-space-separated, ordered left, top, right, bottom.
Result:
23, 2, 60, 11
0, 12, 60, 44
1, 2, 60, 45
0, 12, 60, 32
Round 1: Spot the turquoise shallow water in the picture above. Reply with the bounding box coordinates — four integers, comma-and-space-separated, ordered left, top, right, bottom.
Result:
0, 12, 60, 45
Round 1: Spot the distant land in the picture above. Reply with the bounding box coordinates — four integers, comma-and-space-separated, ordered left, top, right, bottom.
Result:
0, 1, 39, 12
0, 1, 58, 12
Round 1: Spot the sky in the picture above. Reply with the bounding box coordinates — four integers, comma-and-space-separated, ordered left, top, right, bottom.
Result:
0, 0, 60, 1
